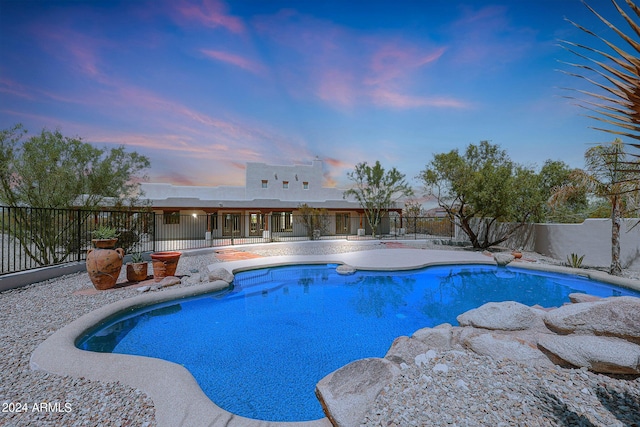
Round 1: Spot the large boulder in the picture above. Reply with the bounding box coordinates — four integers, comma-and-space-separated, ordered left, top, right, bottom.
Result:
412, 324, 453, 350
537, 334, 640, 375
384, 336, 431, 366
316, 358, 400, 427
543, 296, 640, 344
457, 301, 544, 331
462, 332, 553, 368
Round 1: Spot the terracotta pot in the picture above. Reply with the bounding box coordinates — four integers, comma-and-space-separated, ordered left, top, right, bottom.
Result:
512, 251, 523, 259
92, 238, 118, 249
86, 247, 125, 290
126, 262, 149, 282
151, 251, 182, 282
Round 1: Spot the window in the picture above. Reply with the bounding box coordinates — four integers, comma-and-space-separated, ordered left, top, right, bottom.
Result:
163, 211, 180, 225
261, 180, 268, 188
283, 181, 289, 189
303, 182, 309, 190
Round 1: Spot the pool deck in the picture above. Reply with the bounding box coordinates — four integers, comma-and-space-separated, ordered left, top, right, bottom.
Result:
28, 248, 640, 427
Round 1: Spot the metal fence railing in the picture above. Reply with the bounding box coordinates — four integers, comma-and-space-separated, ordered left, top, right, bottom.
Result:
1, 206, 155, 276
1, 206, 455, 276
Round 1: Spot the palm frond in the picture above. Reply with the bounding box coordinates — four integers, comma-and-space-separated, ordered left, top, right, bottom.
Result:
561, 0, 640, 143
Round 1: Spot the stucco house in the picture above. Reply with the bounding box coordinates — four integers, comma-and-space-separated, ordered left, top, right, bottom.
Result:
140, 159, 402, 240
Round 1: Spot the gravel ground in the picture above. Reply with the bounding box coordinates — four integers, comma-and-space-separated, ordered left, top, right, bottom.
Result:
1, 240, 639, 427
361, 350, 640, 427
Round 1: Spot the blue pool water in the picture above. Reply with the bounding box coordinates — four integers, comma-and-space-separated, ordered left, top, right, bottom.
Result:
77, 264, 640, 422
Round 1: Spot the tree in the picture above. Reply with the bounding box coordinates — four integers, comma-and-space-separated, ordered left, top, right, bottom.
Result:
550, 139, 640, 275
343, 161, 413, 238
420, 141, 546, 249
560, 2, 640, 274
402, 199, 426, 217
0, 124, 151, 265
296, 203, 330, 240
540, 160, 589, 222
0, 124, 150, 209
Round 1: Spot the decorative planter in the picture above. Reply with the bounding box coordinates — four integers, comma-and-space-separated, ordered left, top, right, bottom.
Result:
86, 242, 124, 290
126, 262, 149, 282
92, 238, 119, 249
512, 251, 523, 259
151, 251, 182, 282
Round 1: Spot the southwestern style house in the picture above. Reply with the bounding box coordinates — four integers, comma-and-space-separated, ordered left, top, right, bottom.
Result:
140, 159, 402, 240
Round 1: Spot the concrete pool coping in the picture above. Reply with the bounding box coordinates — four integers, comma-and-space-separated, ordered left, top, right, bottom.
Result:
29, 248, 640, 427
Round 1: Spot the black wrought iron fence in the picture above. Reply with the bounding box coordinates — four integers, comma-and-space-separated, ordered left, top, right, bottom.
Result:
1, 207, 455, 276
1, 206, 155, 275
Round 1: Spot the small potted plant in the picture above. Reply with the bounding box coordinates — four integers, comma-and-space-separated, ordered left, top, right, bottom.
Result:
126, 252, 148, 282
86, 225, 124, 290
91, 225, 120, 249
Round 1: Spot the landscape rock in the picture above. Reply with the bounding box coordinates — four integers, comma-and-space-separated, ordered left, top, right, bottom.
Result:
336, 264, 356, 275
412, 324, 453, 349
208, 267, 234, 283
157, 276, 181, 288
568, 293, 602, 303
316, 294, 640, 425
462, 332, 553, 367
414, 350, 437, 368
185, 273, 203, 284
457, 301, 543, 331
543, 296, 640, 343
493, 253, 515, 266
537, 334, 640, 374
316, 357, 400, 427
432, 363, 449, 374
384, 336, 431, 366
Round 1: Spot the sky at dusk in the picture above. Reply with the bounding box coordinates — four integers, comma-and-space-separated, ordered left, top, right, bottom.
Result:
0, 0, 633, 189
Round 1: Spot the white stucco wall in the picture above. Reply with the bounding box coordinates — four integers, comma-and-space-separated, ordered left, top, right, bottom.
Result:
245, 160, 348, 202
534, 219, 640, 270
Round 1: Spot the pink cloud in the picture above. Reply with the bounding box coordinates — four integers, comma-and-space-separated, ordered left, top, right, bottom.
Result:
31, 25, 106, 78
254, 10, 467, 111
201, 49, 264, 74
365, 45, 446, 87
324, 157, 352, 169
174, 0, 244, 34
0, 78, 35, 100
152, 172, 198, 186
371, 89, 469, 109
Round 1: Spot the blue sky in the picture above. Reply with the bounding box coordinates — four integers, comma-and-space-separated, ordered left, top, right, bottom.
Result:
0, 0, 632, 188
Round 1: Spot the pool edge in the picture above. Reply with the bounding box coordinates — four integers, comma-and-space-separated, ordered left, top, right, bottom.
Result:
30, 279, 331, 427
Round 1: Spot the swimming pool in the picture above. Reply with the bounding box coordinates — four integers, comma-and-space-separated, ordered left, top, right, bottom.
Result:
77, 263, 640, 422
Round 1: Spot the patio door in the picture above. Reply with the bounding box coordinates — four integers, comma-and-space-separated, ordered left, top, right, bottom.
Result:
335, 213, 350, 235
249, 213, 264, 236
223, 213, 242, 237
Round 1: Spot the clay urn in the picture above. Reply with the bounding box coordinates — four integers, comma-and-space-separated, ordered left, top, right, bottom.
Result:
151, 251, 182, 282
